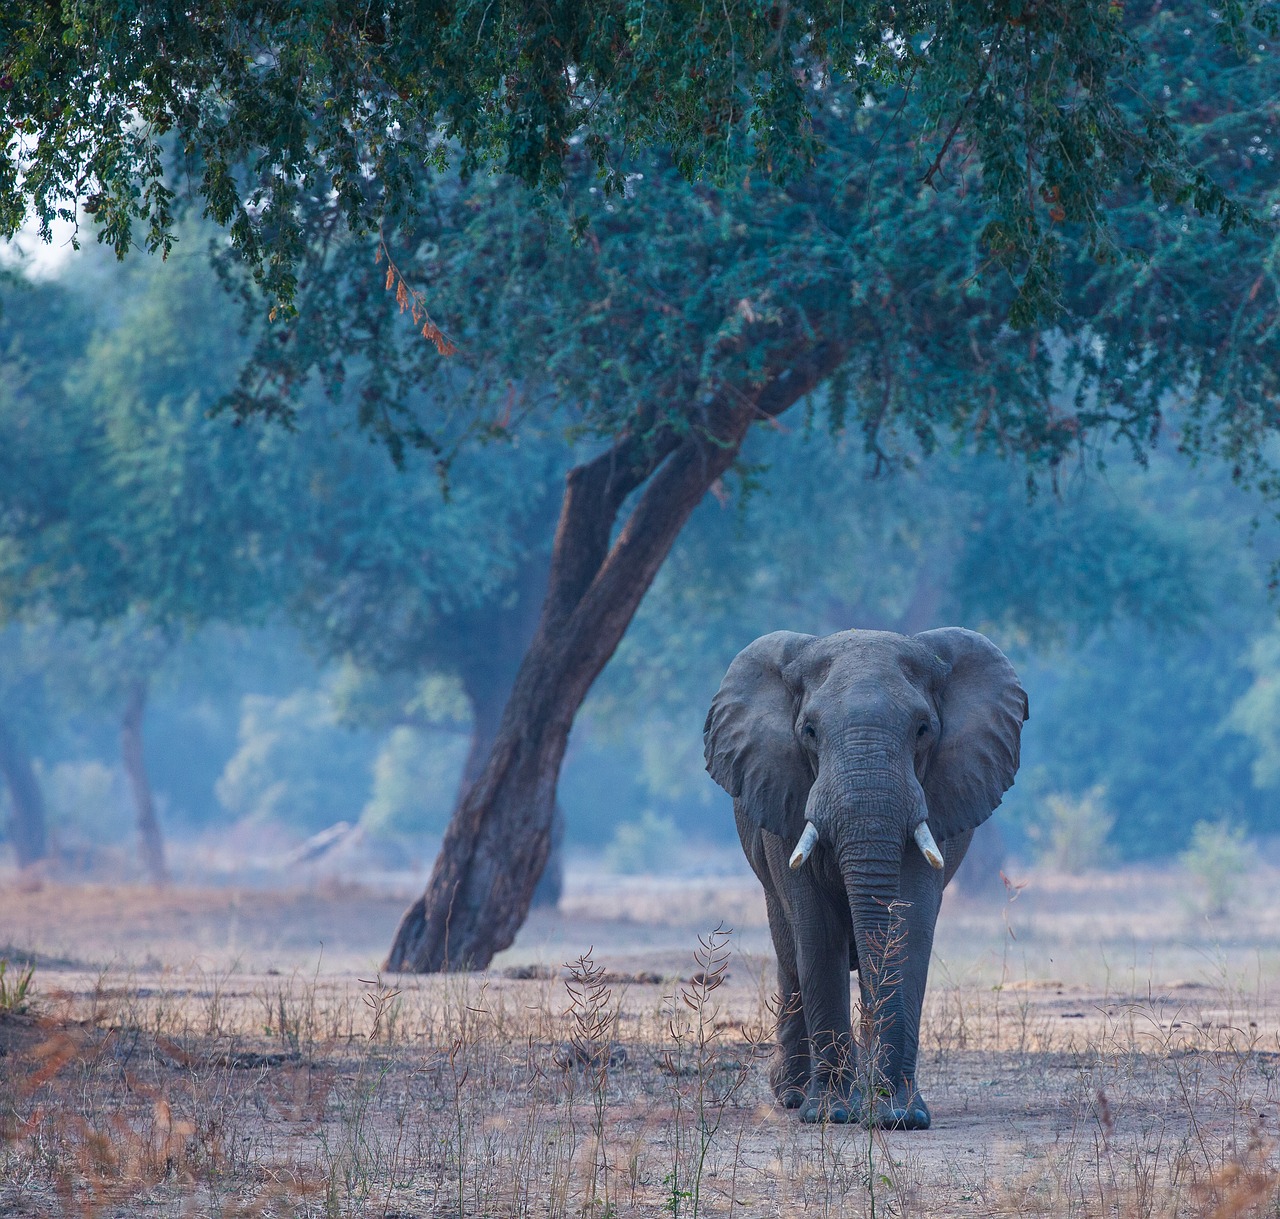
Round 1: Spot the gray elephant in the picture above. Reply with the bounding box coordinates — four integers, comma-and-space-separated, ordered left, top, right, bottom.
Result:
704, 627, 1027, 1128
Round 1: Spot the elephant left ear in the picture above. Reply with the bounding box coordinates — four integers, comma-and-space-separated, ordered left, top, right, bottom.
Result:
914, 627, 1029, 842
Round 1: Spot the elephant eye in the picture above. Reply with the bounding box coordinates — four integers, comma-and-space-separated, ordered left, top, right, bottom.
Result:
917, 722, 930, 739
802, 722, 817, 740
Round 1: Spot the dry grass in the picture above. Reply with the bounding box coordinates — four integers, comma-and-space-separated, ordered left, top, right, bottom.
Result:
1, 865, 1278, 1217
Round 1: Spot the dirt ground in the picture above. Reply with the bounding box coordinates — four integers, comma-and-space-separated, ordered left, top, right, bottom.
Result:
1, 864, 1278, 1217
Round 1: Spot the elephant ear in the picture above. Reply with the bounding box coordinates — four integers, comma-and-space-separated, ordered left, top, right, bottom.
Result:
704, 631, 815, 839
914, 627, 1029, 842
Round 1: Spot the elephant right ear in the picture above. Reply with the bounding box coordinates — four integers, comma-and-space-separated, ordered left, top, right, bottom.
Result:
704, 631, 815, 839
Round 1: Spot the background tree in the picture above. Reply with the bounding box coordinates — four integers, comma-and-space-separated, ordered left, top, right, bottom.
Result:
0, 261, 278, 879
0, 252, 574, 885
2, 235, 1276, 891
0, 273, 94, 868
0, 623, 60, 870
4, 1, 1278, 966
580, 431, 1230, 887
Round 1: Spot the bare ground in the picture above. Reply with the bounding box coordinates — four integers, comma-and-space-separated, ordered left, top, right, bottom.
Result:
1, 863, 1278, 1217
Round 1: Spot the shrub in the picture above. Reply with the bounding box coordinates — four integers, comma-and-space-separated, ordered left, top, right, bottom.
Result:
1180, 818, 1250, 918
360, 725, 467, 838
0, 957, 35, 1014
605, 811, 682, 875
1032, 786, 1115, 874
215, 687, 377, 833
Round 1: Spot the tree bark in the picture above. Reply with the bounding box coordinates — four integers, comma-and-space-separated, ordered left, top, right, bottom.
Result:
450, 548, 549, 799
452, 551, 565, 908
386, 339, 849, 971
0, 712, 48, 869
121, 678, 169, 884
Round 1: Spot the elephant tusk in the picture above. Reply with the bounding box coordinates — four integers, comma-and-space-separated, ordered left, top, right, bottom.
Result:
789, 821, 820, 871
913, 821, 945, 870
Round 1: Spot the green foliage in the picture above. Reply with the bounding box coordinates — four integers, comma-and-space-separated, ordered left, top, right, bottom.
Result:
605, 812, 683, 876
1180, 818, 1251, 917
360, 726, 467, 839
1027, 787, 1116, 874
1225, 631, 1280, 789
200, 1, 1280, 553
1008, 624, 1271, 860
214, 687, 379, 835
4, 0, 1260, 322
0, 957, 34, 1014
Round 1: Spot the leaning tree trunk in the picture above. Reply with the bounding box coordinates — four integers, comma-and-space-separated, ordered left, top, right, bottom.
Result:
452, 660, 566, 910
121, 678, 169, 884
450, 551, 565, 910
0, 712, 48, 869
386, 340, 848, 971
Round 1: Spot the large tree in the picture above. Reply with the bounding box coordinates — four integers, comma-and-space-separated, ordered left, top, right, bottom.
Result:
4, 1, 1278, 966
232, 7, 1279, 970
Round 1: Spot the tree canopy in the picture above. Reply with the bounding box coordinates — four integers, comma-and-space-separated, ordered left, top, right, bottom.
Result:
4, 1, 1265, 321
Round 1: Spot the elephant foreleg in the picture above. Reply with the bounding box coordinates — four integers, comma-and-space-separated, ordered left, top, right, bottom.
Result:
789, 888, 856, 1124
764, 891, 808, 1107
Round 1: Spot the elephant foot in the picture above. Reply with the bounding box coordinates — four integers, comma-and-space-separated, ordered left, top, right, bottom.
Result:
799, 1084, 861, 1124
769, 1052, 808, 1110
866, 1083, 931, 1131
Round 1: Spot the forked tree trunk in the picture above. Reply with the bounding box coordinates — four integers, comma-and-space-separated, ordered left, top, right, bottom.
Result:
121, 678, 169, 884
0, 712, 48, 869
386, 341, 848, 971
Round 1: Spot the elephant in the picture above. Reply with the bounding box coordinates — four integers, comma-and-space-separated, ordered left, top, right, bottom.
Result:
704, 627, 1027, 1129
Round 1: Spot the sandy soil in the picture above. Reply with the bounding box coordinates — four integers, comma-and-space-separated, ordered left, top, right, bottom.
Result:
1, 866, 1278, 1217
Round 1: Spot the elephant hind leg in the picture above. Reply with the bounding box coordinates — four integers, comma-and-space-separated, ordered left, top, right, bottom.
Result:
764, 892, 808, 1108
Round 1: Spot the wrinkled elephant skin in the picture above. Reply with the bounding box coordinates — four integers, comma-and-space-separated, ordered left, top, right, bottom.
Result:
705, 627, 1027, 1127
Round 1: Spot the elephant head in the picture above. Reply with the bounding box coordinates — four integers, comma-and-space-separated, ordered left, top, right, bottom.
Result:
704, 627, 1027, 1092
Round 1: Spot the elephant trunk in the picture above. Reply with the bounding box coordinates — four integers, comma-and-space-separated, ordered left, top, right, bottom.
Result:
841, 841, 909, 1092
809, 761, 914, 1091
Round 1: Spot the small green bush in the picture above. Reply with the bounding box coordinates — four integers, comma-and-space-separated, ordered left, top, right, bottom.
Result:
605, 811, 682, 875
1180, 818, 1250, 918
1032, 786, 1115, 874
0, 957, 35, 1014
360, 725, 467, 838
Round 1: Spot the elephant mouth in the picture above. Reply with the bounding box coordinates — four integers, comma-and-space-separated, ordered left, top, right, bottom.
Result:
788, 818, 944, 871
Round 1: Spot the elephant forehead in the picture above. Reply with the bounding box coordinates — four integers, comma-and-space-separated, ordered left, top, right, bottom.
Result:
799, 630, 944, 687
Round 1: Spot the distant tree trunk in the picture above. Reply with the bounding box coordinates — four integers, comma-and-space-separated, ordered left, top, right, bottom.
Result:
121, 678, 168, 884
386, 340, 849, 972
892, 550, 950, 636
0, 712, 48, 869
952, 820, 1008, 898
452, 549, 549, 799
